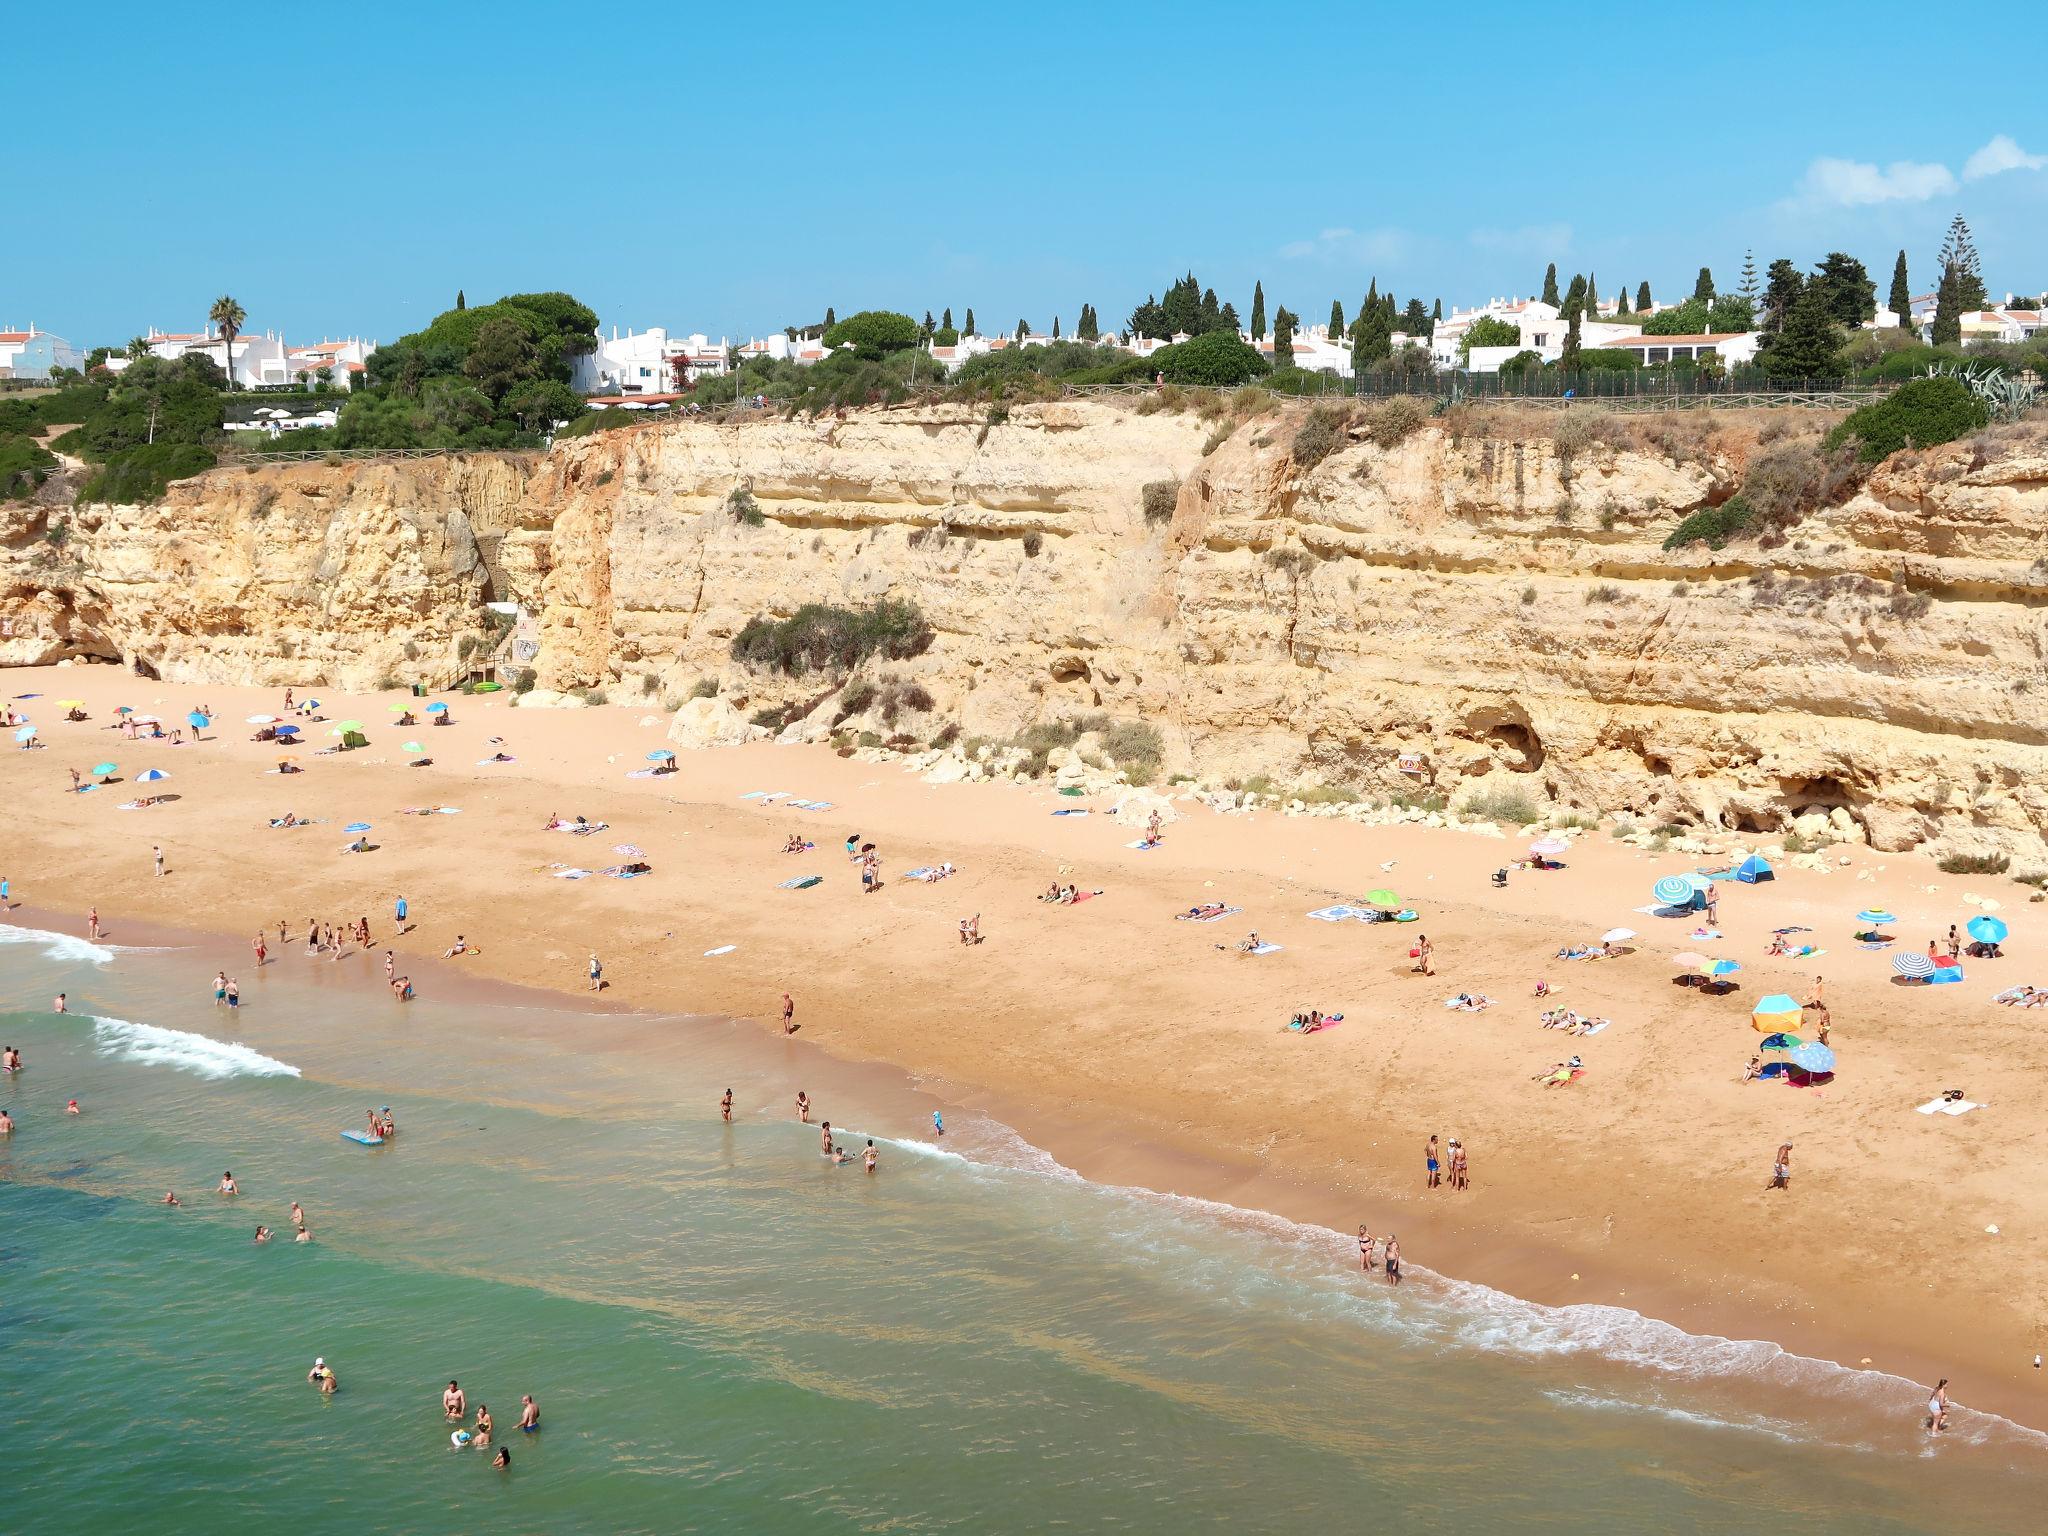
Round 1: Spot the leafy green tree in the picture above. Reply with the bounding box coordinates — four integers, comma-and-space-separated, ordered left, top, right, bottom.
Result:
1693, 267, 1715, 302
1707, 294, 1755, 333
126, 336, 153, 361
502, 379, 582, 433
1935, 216, 1986, 310
1561, 273, 1586, 320
1153, 330, 1269, 386
1127, 295, 1168, 341
209, 295, 246, 390
1636, 280, 1652, 311
1459, 314, 1521, 359
1759, 259, 1804, 333
463, 316, 538, 401
1329, 299, 1345, 338
456, 290, 466, 311
823, 310, 923, 359
1888, 253, 1910, 324
1541, 263, 1560, 306
1810, 252, 1876, 326
1250, 281, 1266, 341
1758, 285, 1844, 381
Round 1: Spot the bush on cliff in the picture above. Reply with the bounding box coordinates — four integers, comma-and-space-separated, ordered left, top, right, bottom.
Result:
77, 441, 217, 505
1153, 331, 1270, 387
0, 434, 58, 499
1827, 376, 1988, 464
731, 599, 935, 675
1662, 496, 1753, 550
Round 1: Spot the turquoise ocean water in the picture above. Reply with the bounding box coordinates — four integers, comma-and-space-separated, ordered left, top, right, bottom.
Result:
1, 922, 2041, 1533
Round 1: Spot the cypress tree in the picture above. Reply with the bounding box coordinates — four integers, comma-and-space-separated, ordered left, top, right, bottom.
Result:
1562, 274, 1586, 320
1583, 271, 1598, 319
455, 289, 466, 311
1330, 299, 1345, 338
1365, 277, 1379, 314
1015, 319, 1027, 342
1693, 267, 1714, 302
1636, 280, 1652, 311
922, 310, 935, 340
1541, 263, 1560, 307
1614, 286, 1631, 317
824, 306, 836, 330
1931, 262, 1963, 346
1560, 305, 1583, 372
1888, 252, 1910, 324
1250, 281, 1266, 341
1431, 298, 1442, 325
1270, 305, 1295, 366
942, 307, 953, 330
964, 308, 975, 336
1053, 315, 1061, 339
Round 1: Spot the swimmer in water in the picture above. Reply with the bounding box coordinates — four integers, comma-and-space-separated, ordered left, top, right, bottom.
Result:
290, 1201, 304, 1228
66, 1100, 80, 1115
0, 1108, 12, 1135
162, 1192, 181, 1206
820, 1121, 833, 1155
473, 1404, 493, 1446
518, 1395, 540, 1432
295, 1224, 312, 1243
218, 1171, 239, 1195
492, 1447, 511, 1469
864, 1140, 877, 1173
308, 1357, 336, 1393
795, 1090, 811, 1123
53, 993, 66, 1013
254, 1226, 272, 1243
2, 1045, 20, 1073
444, 1381, 467, 1421
831, 1144, 851, 1164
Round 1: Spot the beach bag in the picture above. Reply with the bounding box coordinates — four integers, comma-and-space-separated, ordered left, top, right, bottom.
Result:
1408, 947, 1420, 958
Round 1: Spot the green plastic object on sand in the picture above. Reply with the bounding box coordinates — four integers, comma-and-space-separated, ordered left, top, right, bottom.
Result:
1058, 787, 1084, 797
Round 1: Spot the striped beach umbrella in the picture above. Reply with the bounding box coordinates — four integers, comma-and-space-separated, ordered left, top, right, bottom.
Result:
136, 768, 169, 782
1891, 951, 1936, 979
1652, 875, 1694, 905
1855, 909, 1895, 925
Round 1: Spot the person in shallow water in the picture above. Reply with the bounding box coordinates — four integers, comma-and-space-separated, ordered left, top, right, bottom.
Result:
518, 1395, 540, 1432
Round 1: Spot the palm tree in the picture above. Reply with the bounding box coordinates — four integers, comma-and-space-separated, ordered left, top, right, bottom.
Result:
127, 335, 153, 361
209, 295, 246, 390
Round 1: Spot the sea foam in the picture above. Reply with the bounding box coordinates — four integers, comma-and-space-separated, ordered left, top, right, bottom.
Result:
0, 924, 120, 966
89, 1014, 301, 1081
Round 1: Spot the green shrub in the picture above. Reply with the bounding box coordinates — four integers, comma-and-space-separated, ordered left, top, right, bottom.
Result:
731, 598, 935, 675
1100, 719, 1163, 783
78, 442, 217, 504
558, 409, 644, 439
690, 677, 719, 699
727, 487, 764, 527
1296, 785, 1361, 805
835, 680, 877, 720
1663, 497, 1754, 550
1359, 396, 1431, 448
1141, 479, 1180, 523
1459, 785, 1539, 824
857, 729, 883, 748
1938, 851, 2010, 875
1828, 376, 1989, 464
1291, 404, 1350, 468
1153, 330, 1270, 386
0, 434, 58, 498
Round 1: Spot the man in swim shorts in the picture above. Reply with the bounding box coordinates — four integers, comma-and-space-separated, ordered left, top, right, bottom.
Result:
518, 1395, 540, 1432
445, 1381, 467, 1420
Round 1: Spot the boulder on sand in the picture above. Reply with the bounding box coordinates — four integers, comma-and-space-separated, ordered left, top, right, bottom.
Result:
667, 695, 761, 749
1110, 788, 1181, 829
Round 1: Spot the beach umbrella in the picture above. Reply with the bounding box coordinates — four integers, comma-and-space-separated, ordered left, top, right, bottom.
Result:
1363, 889, 1401, 908
388, 703, 411, 713
187, 711, 209, 729
92, 761, 118, 777
136, 768, 168, 782
1967, 915, 2009, 944
1788, 1042, 1836, 1075
1709, 958, 1742, 976
1758, 1031, 1801, 1051
1855, 909, 1895, 925
131, 715, 157, 724
1892, 952, 1936, 979
274, 724, 300, 736
647, 749, 675, 761
1530, 837, 1569, 857
344, 822, 372, 834
246, 714, 277, 724
1601, 927, 1636, 944
1671, 951, 1710, 972
56, 698, 83, 708
402, 741, 424, 753
1750, 995, 1801, 1031
335, 719, 362, 731
1652, 875, 1695, 905
425, 702, 449, 714
13, 726, 34, 741
115, 706, 133, 716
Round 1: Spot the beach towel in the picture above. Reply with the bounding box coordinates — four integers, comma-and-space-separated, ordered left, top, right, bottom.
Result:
1915, 1098, 1985, 1116
1125, 839, 1163, 851
625, 767, 660, 779
1578, 1020, 1609, 1036
1442, 996, 1493, 1012
603, 867, 644, 879
555, 821, 608, 835
779, 875, 823, 890
901, 867, 934, 881
740, 791, 774, 800
704, 945, 736, 957
806, 802, 834, 813
1067, 890, 1100, 904
1285, 1014, 1344, 1033
1308, 905, 1365, 923
476, 756, 516, 766
1052, 808, 1090, 817
1541, 1067, 1586, 1087
1175, 906, 1240, 923
551, 868, 592, 879
1248, 942, 1283, 956
614, 843, 645, 856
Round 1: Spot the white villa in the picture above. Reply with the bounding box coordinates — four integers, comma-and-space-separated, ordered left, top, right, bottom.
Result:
0, 323, 83, 380
1599, 332, 1763, 368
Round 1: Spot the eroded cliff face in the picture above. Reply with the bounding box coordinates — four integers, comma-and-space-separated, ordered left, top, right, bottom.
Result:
7, 401, 2046, 857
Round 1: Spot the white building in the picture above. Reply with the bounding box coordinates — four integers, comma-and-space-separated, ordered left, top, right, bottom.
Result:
282, 337, 376, 390
1598, 332, 1762, 368
136, 327, 290, 389
0, 323, 83, 380
570, 328, 806, 394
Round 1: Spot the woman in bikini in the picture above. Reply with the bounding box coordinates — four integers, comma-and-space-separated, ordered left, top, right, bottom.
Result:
1358, 1225, 1375, 1272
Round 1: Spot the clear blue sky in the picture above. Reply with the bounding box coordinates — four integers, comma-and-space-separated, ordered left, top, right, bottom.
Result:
8, 1, 2045, 348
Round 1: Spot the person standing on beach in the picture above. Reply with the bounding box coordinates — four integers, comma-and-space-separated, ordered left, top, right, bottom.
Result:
1358, 1225, 1375, 1272
932, 1110, 944, 1138
153, 844, 163, 878
588, 953, 603, 992
796, 1090, 811, 1123
253, 933, 267, 968
1927, 1378, 1950, 1434
1449, 1139, 1469, 1191
212, 971, 228, 1006
394, 894, 408, 933
88, 907, 100, 940
1425, 1134, 1441, 1189
1769, 1142, 1792, 1191
1384, 1235, 1402, 1285
720, 1089, 733, 1122
782, 993, 796, 1033
1414, 935, 1434, 976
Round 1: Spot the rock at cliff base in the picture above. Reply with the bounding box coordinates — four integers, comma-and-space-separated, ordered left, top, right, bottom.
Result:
1111, 788, 1182, 829
668, 696, 760, 749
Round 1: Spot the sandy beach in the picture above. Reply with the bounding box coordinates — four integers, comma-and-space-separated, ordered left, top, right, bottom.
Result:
5, 662, 2044, 1430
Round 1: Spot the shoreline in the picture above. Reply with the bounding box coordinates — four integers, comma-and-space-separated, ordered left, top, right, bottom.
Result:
8, 896, 2038, 1444
4, 665, 2043, 1436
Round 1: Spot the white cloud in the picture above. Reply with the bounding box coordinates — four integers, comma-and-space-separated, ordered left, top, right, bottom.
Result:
1794, 155, 1956, 207
1963, 134, 2048, 181
1467, 222, 1572, 256
1277, 226, 1411, 264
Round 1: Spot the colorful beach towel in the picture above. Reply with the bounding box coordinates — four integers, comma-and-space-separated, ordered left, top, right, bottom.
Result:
1052, 808, 1090, 817
1308, 905, 1366, 923
1175, 906, 1240, 923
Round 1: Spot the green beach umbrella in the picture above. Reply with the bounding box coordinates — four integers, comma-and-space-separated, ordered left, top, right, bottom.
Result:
402, 741, 425, 753
335, 719, 363, 731
1364, 889, 1401, 908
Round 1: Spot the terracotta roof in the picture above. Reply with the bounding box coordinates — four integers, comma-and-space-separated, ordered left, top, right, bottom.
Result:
0, 331, 31, 344
931, 347, 956, 358
2006, 311, 2040, 322
1602, 333, 1745, 347
798, 349, 824, 360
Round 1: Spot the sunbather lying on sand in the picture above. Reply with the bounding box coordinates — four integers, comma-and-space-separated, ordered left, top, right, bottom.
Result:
1535, 1056, 1585, 1086
269, 813, 299, 828
917, 863, 955, 882
1178, 903, 1229, 921
1444, 993, 1492, 1012
1554, 945, 1601, 961
1285, 1010, 1342, 1033
1994, 985, 2044, 1006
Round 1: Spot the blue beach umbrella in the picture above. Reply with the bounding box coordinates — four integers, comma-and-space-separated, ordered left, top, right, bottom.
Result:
1967, 915, 2009, 944
1758, 1031, 1802, 1051
187, 711, 209, 729
92, 761, 118, 777
647, 749, 675, 761
425, 702, 449, 714
14, 725, 35, 741
1752, 993, 1801, 1020
344, 822, 372, 834
1892, 951, 1935, 979
275, 724, 300, 736
1652, 875, 1694, 906
1856, 909, 1896, 925
1709, 959, 1742, 976
1788, 1042, 1836, 1075
136, 768, 169, 782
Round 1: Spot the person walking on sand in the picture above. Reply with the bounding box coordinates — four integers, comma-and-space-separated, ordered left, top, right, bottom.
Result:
1927, 1378, 1950, 1435
796, 1090, 811, 1123
394, 894, 408, 933
720, 1089, 733, 1122
1414, 935, 1434, 976
1425, 1134, 1441, 1189
153, 844, 163, 879
588, 953, 603, 992
782, 992, 796, 1034
1769, 1142, 1792, 1191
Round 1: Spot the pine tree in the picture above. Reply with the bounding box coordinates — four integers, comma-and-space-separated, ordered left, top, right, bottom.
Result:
1541, 263, 1560, 307
942, 307, 953, 331
1250, 281, 1266, 341
1636, 280, 1652, 312
1762, 284, 1845, 381
1811, 253, 1876, 326
1219, 302, 1241, 332
1401, 298, 1428, 336
1560, 305, 1583, 372
1737, 250, 1760, 311
1760, 259, 1805, 333
1888, 253, 1910, 324
824, 306, 836, 330
1199, 286, 1222, 333
964, 308, 975, 337
1330, 299, 1345, 338
1935, 215, 1987, 310
1365, 277, 1379, 315
1015, 319, 1027, 342
455, 289, 466, 311
1693, 268, 1714, 303
1932, 262, 1963, 346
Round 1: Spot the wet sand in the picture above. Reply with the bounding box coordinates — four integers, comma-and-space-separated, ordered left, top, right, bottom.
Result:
4, 664, 2043, 1428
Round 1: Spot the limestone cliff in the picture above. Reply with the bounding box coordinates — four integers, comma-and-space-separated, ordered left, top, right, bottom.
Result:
6, 400, 2046, 858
